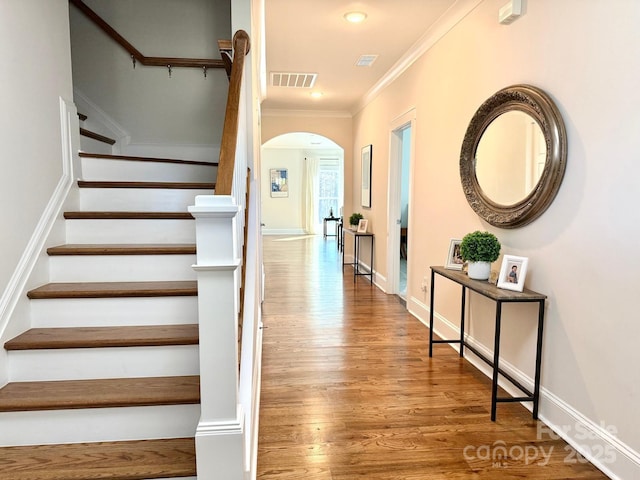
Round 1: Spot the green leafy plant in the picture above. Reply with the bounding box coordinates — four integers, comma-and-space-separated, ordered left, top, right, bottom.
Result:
460, 231, 501, 263
349, 212, 364, 226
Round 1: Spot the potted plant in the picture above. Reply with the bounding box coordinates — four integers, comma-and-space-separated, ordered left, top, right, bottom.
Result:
460, 231, 501, 280
349, 212, 363, 230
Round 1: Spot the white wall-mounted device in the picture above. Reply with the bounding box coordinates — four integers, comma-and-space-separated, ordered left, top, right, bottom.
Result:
499, 0, 523, 25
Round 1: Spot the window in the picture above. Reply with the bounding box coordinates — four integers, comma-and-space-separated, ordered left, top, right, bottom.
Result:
316, 159, 343, 223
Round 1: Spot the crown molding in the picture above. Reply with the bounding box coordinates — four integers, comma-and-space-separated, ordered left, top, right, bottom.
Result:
352, 0, 484, 115
261, 108, 352, 119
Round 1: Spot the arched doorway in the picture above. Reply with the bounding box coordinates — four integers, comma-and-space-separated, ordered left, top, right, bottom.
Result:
261, 132, 344, 236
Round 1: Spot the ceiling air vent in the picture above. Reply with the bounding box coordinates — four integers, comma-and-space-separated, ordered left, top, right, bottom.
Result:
270, 72, 318, 88
355, 55, 378, 67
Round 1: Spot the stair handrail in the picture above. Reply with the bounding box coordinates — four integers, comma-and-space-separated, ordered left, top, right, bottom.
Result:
69, 0, 225, 71
214, 30, 251, 196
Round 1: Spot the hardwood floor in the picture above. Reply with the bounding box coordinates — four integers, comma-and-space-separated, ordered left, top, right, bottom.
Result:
257, 235, 608, 479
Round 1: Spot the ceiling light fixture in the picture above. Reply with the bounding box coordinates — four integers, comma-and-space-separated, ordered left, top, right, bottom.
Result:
310, 91, 323, 99
343, 11, 367, 23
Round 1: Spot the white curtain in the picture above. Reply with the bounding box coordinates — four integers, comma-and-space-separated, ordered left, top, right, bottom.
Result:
304, 156, 319, 234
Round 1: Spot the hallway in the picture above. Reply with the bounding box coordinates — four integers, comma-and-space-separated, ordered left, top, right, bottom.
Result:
256, 235, 607, 479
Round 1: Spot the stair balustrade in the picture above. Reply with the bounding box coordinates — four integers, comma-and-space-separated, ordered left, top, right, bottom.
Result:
188, 29, 257, 479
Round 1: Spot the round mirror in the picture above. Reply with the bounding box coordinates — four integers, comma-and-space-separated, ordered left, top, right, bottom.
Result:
460, 84, 567, 228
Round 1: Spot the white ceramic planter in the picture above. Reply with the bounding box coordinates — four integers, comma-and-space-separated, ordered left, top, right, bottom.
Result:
467, 261, 491, 280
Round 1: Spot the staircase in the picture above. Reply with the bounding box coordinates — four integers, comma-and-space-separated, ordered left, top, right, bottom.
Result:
0, 144, 218, 479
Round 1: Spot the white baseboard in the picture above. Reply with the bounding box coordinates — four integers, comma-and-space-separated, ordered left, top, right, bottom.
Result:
538, 389, 639, 480
372, 269, 387, 292
407, 295, 638, 480
262, 229, 307, 236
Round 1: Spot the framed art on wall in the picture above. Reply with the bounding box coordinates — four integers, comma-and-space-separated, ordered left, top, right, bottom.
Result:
361, 144, 372, 208
270, 168, 288, 197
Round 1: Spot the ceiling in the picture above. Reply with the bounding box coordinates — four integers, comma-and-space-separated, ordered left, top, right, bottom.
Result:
261, 0, 459, 114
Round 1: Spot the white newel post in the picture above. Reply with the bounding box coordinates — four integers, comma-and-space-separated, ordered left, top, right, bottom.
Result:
189, 195, 245, 479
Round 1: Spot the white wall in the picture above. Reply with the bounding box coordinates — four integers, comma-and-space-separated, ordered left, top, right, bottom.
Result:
351, 0, 640, 478
69, 0, 231, 160
260, 148, 305, 234
0, 0, 75, 383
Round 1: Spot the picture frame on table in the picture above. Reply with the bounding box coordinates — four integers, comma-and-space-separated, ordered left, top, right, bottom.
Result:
445, 239, 464, 270
357, 219, 368, 233
497, 255, 529, 292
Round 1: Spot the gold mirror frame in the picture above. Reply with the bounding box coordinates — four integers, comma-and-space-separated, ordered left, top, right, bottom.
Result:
460, 84, 567, 228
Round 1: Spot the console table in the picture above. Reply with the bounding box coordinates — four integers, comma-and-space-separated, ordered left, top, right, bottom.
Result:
429, 266, 546, 421
342, 229, 374, 283
323, 216, 340, 239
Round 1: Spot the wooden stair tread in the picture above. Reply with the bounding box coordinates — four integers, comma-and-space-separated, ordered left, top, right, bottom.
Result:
47, 243, 196, 255
63, 211, 194, 219
5, 325, 199, 350
0, 437, 196, 480
79, 128, 116, 145
79, 151, 218, 167
27, 281, 197, 299
78, 180, 215, 189
0, 376, 199, 412
77, 112, 88, 121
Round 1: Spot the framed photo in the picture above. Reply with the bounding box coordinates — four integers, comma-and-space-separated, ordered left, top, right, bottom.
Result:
497, 255, 529, 292
357, 218, 368, 233
270, 168, 288, 197
445, 239, 464, 270
361, 144, 372, 208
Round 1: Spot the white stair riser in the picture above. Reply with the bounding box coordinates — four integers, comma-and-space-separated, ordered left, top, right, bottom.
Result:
8, 345, 199, 382
81, 157, 217, 183
31, 297, 198, 328
80, 138, 113, 155
65, 219, 195, 243
0, 404, 199, 446
49, 255, 196, 282
79, 188, 211, 212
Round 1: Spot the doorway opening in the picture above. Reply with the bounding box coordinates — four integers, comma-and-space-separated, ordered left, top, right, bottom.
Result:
387, 109, 416, 300
261, 132, 344, 237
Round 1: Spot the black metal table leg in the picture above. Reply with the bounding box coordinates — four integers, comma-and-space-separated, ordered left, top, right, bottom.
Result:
370, 236, 374, 285
532, 299, 545, 419
459, 286, 466, 358
429, 269, 435, 357
491, 301, 503, 421
341, 231, 345, 270
353, 235, 359, 283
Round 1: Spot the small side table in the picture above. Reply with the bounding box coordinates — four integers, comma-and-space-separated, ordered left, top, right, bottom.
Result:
323, 216, 340, 239
342, 229, 374, 283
